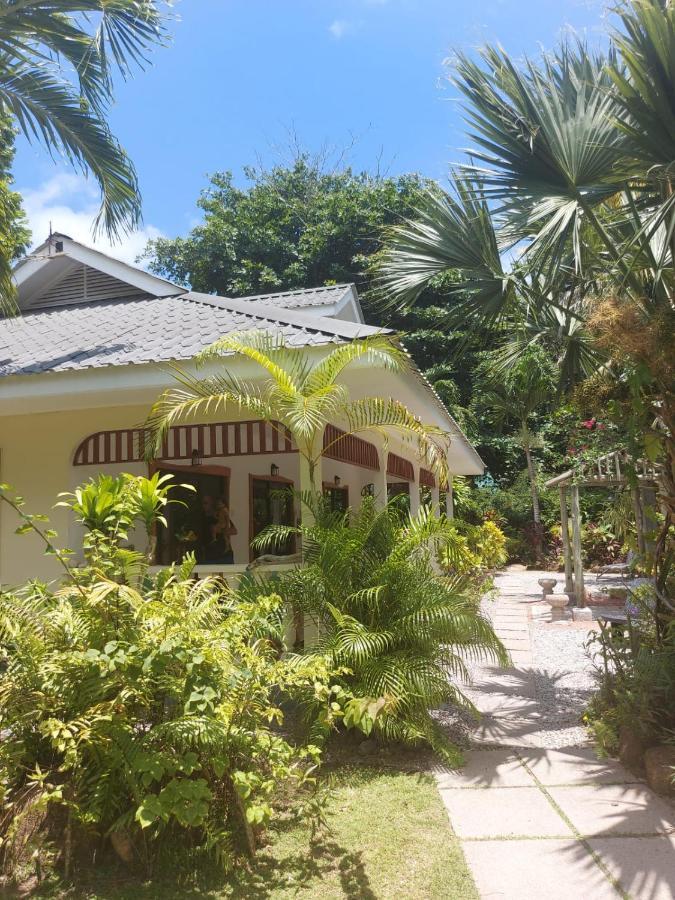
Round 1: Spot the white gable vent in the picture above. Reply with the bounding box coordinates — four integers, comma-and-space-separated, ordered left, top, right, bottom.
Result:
28, 263, 150, 309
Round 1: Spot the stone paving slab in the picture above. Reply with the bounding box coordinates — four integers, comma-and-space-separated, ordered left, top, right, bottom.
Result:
588, 835, 675, 900
435, 749, 533, 789
501, 638, 531, 651
439, 786, 572, 838
518, 748, 644, 786
547, 784, 675, 836
462, 839, 620, 900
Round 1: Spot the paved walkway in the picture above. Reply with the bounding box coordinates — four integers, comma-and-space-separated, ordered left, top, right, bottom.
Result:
435, 569, 675, 900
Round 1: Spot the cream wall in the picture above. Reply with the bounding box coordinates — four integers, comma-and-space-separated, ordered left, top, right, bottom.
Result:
0, 404, 149, 585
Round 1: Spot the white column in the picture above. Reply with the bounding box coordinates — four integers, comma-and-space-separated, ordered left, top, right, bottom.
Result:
430, 485, 440, 516
409, 475, 420, 517
373, 439, 389, 509
559, 486, 574, 594
570, 484, 585, 607
445, 477, 454, 519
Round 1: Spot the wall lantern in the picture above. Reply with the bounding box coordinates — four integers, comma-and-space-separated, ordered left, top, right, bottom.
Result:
191, 448, 202, 466
270, 463, 280, 477
361, 483, 375, 497
334, 475, 341, 487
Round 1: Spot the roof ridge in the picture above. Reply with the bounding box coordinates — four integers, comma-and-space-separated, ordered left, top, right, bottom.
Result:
183, 291, 386, 340
239, 283, 353, 300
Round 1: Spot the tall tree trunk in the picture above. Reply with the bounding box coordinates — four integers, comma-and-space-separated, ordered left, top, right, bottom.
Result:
523, 442, 544, 563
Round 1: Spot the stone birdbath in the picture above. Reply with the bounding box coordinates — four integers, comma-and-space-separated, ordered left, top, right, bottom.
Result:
537, 577, 557, 601
546, 593, 570, 622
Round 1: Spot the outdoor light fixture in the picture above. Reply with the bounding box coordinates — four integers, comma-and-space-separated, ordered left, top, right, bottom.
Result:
334, 475, 341, 487
191, 448, 202, 466
270, 463, 280, 477
361, 483, 375, 497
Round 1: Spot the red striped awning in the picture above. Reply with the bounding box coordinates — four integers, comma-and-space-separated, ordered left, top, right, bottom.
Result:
419, 467, 436, 488
387, 452, 415, 482
322, 425, 380, 470
73, 420, 295, 466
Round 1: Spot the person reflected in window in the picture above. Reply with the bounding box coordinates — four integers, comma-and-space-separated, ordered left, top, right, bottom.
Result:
206, 498, 237, 564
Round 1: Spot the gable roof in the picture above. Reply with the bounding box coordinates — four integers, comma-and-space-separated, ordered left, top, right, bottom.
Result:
14, 233, 185, 311
0, 290, 383, 378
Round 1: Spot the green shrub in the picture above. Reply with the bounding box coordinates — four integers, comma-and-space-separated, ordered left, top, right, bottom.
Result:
468, 520, 508, 570
584, 586, 675, 753
253, 497, 507, 764
438, 518, 508, 575
0, 478, 341, 879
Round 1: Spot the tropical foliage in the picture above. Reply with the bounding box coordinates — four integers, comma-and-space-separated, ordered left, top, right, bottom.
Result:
0, 478, 345, 878
0, 110, 29, 293
377, 0, 675, 612
144, 330, 450, 489
142, 154, 434, 302
439, 518, 508, 576
251, 497, 507, 764
0, 0, 168, 311
584, 586, 675, 757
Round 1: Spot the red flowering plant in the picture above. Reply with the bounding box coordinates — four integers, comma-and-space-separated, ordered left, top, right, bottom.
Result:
564, 416, 620, 470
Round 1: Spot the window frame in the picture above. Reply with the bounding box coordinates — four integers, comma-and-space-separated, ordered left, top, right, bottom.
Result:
149, 461, 232, 565
248, 473, 296, 561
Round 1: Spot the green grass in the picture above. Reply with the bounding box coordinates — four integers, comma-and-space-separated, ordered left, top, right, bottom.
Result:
33, 764, 477, 899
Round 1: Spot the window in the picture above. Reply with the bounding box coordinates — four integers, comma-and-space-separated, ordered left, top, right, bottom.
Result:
323, 483, 349, 513
154, 467, 236, 566
249, 477, 295, 559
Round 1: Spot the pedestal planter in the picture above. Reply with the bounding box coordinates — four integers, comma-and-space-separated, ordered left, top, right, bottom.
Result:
538, 577, 557, 600
545, 593, 570, 622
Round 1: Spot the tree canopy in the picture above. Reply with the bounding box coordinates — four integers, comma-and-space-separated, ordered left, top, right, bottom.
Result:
143, 157, 432, 300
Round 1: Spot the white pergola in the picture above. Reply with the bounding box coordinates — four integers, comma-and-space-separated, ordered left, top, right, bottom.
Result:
545, 450, 661, 607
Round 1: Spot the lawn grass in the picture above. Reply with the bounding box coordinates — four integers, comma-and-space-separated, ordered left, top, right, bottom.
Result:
33, 763, 477, 899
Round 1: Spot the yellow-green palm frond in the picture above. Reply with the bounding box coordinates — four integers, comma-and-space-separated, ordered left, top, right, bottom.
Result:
143, 370, 272, 458
196, 331, 306, 397
302, 334, 408, 395
341, 396, 450, 485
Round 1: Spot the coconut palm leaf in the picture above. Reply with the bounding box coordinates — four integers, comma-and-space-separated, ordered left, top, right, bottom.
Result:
0, 1, 167, 310
145, 331, 451, 487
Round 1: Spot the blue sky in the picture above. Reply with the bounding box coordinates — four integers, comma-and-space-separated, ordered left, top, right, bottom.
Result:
13, 0, 610, 263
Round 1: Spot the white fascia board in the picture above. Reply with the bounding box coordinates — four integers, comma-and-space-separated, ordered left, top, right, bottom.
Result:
14, 237, 184, 298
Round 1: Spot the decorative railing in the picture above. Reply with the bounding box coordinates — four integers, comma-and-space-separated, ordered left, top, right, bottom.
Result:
322, 424, 380, 470
419, 467, 436, 488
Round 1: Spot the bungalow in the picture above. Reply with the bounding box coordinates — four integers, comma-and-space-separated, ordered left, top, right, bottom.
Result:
0, 233, 484, 586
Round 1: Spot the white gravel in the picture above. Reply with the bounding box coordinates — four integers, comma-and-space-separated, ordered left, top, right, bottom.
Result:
525, 624, 598, 748
433, 570, 602, 750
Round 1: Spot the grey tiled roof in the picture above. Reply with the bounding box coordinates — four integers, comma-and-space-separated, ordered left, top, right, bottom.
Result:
0, 291, 382, 378
236, 284, 353, 309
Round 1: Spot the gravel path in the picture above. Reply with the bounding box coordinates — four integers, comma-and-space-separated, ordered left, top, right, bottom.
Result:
435, 569, 601, 750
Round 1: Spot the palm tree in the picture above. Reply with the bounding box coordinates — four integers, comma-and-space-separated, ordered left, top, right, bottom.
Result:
376, 0, 675, 609
248, 497, 507, 763
144, 330, 450, 492
0, 0, 167, 310
479, 351, 554, 560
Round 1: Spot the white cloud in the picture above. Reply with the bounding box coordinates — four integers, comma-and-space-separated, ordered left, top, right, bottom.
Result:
329, 19, 351, 39
20, 171, 165, 266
